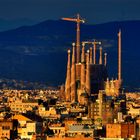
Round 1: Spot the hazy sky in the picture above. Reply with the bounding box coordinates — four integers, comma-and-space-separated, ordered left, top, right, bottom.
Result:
0, 0, 140, 24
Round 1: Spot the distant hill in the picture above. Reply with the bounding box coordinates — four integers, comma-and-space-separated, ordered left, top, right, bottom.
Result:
0, 20, 139, 90
0, 18, 38, 32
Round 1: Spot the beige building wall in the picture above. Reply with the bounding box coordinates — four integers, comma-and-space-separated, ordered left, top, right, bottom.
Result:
106, 123, 135, 138
47, 137, 93, 140
9, 100, 38, 112
0, 121, 13, 139
106, 124, 121, 138
18, 122, 36, 139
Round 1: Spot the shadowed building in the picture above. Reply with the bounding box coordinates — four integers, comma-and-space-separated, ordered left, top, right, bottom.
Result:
106, 123, 135, 138
90, 64, 108, 94
0, 119, 18, 140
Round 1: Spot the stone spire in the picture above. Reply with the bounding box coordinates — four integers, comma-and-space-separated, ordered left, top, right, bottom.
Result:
118, 29, 122, 82
104, 53, 107, 66
105, 78, 110, 96
71, 43, 77, 102
81, 43, 86, 90
110, 78, 115, 95
89, 47, 93, 64
81, 43, 85, 63
93, 41, 96, 64
86, 50, 90, 64
85, 50, 91, 95
65, 49, 71, 101
99, 47, 103, 64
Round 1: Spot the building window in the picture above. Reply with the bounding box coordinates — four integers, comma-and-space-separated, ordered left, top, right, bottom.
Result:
2, 126, 10, 130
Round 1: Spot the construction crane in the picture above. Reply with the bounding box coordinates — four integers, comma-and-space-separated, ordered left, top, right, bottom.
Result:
82, 40, 101, 64
62, 14, 85, 63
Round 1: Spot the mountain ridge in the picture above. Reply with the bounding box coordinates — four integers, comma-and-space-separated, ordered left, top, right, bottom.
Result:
0, 19, 139, 89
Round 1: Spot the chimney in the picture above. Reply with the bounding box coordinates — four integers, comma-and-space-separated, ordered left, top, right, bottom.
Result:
99, 47, 103, 64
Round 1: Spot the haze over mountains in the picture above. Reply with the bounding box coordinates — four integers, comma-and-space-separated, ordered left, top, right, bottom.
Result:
0, 18, 38, 32
0, 20, 139, 90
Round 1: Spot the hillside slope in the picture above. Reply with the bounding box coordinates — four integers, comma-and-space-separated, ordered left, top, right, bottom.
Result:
0, 20, 139, 89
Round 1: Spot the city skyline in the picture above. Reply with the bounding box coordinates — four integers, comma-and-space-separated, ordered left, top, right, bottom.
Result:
0, 1, 140, 139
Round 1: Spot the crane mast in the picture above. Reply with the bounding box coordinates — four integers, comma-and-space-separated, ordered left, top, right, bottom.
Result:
62, 14, 85, 63
82, 40, 101, 64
